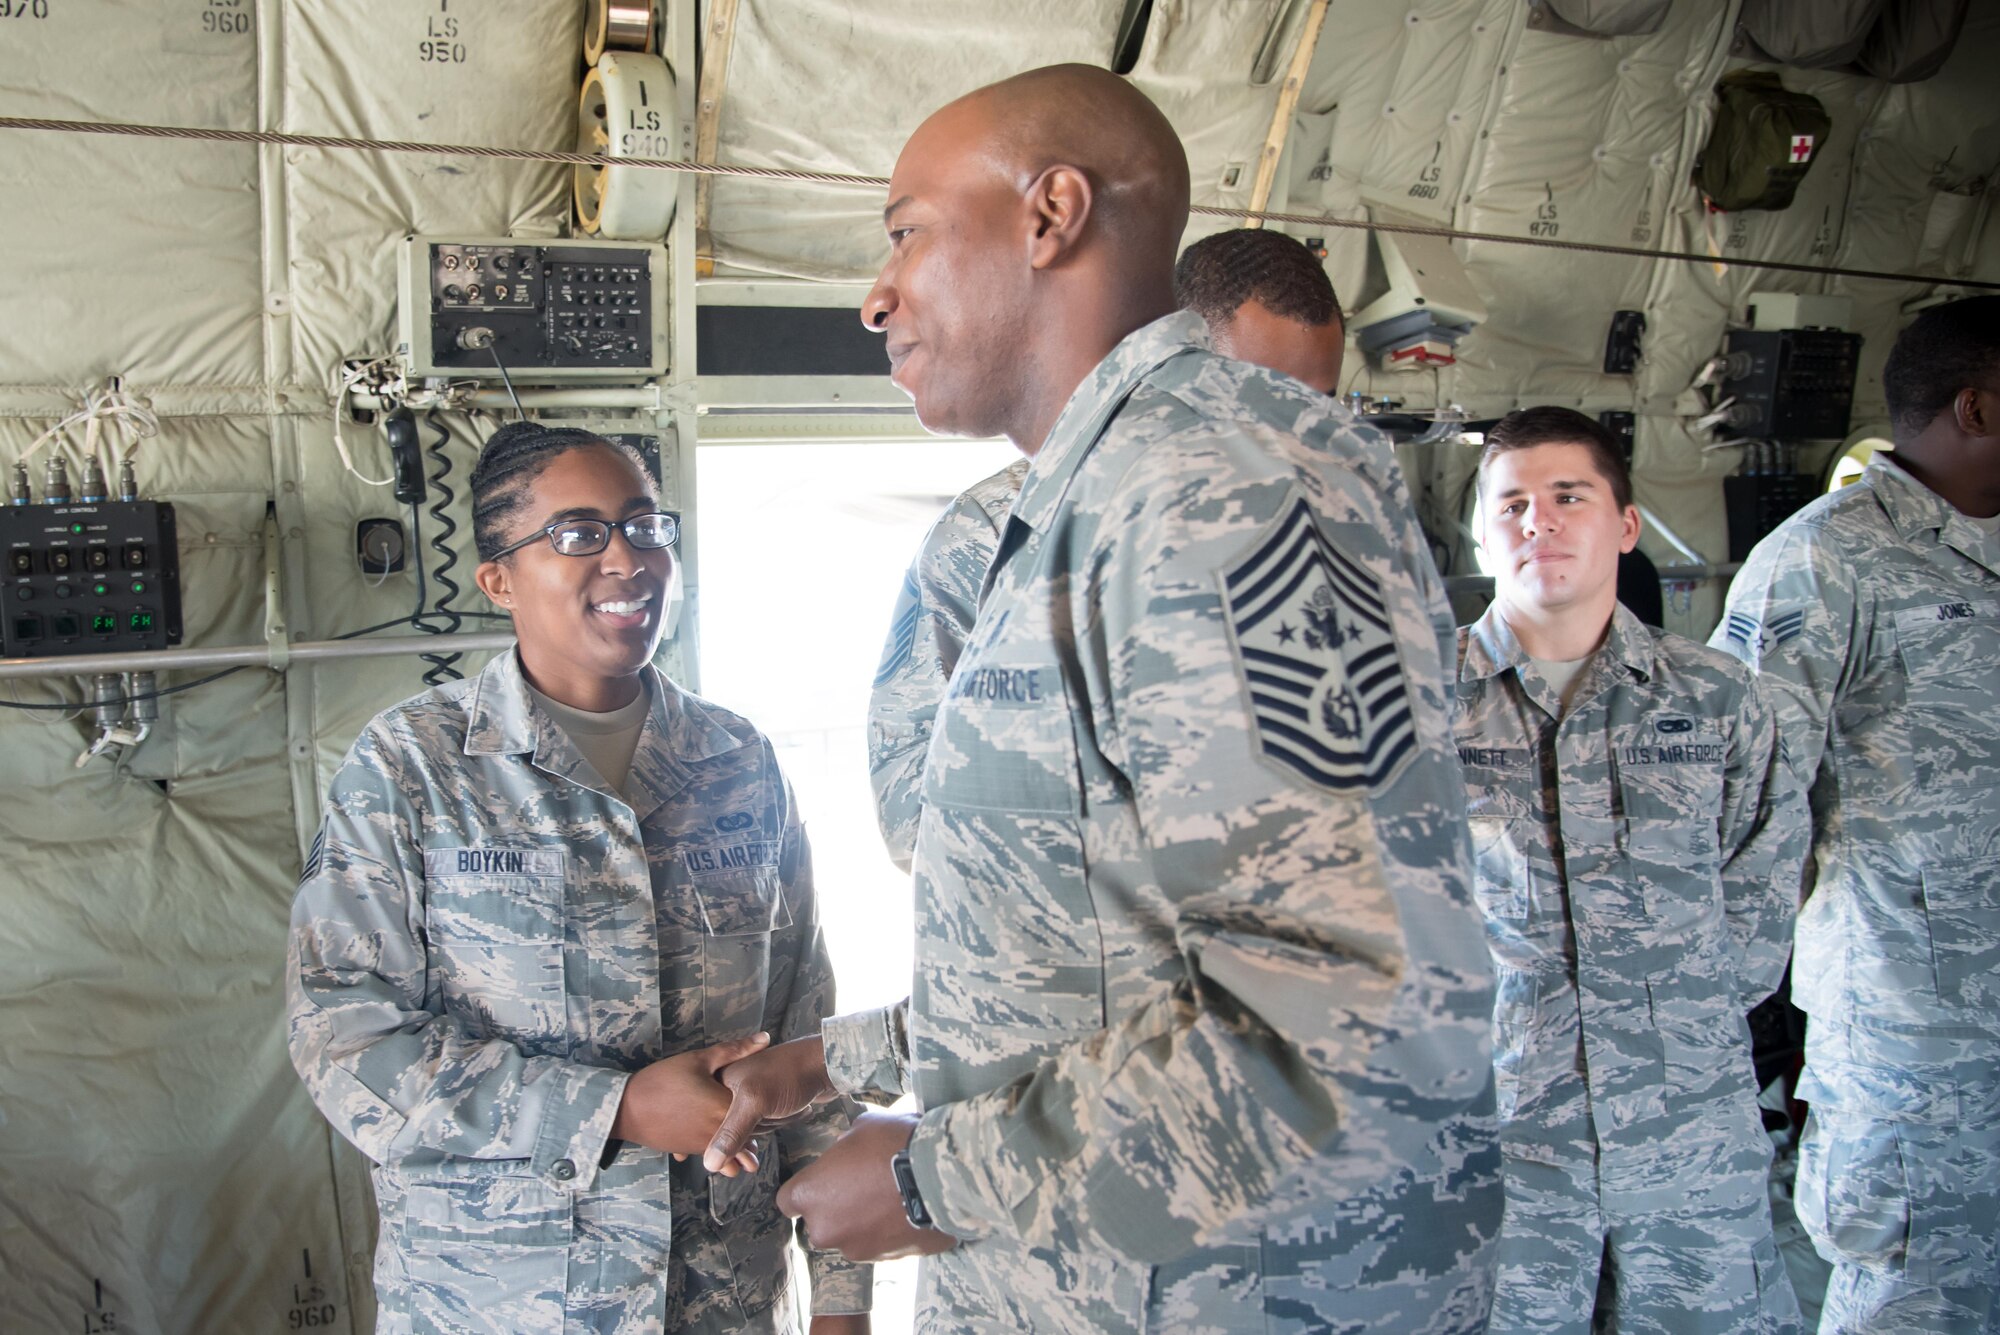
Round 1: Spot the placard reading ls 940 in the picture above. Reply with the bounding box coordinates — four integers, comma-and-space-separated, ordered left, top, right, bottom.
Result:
396, 236, 669, 380
1, 502, 183, 658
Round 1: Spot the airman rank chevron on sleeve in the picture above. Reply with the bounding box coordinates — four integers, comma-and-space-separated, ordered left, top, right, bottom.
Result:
297, 826, 325, 887
873, 568, 923, 688
1222, 494, 1416, 793
1722, 608, 1804, 656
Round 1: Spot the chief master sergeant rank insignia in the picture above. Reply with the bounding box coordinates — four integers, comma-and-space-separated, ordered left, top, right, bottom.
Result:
1223, 494, 1417, 793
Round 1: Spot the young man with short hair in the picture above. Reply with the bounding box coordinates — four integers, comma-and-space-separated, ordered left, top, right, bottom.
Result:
1456, 405, 1806, 1334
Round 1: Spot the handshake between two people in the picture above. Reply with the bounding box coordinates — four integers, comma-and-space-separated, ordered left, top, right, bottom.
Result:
609, 1032, 960, 1265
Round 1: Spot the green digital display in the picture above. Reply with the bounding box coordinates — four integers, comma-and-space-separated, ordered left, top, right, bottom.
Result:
128, 610, 154, 633
91, 613, 117, 634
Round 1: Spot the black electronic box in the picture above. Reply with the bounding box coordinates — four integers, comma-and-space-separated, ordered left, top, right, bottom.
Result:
1722, 328, 1862, 440
426, 243, 656, 372
1, 501, 183, 657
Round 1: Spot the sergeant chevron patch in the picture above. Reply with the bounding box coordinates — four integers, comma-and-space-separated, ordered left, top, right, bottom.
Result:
1222, 496, 1416, 794
873, 567, 922, 687
298, 826, 325, 887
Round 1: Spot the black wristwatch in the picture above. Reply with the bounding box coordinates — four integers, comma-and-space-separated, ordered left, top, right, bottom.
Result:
889, 1147, 932, 1230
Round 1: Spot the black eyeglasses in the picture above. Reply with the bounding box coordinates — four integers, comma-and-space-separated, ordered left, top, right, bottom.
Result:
491, 510, 679, 560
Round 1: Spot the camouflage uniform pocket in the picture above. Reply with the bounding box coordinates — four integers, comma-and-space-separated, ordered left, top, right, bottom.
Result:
1893, 599, 2000, 792
422, 864, 568, 1045
401, 1174, 571, 1334
1919, 860, 2000, 1009
1623, 818, 1722, 939
691, 868, 791, 936
916, 680, 1102, 1035
923, 662, 1079, 816
1613, 725, 1725, 828
695, 872, 785, 1039
1466, 814, 1532, 923
1797, 1109, 1910, 1274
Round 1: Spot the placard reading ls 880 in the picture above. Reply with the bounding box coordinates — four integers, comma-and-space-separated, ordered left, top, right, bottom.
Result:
396, 236, 669, 380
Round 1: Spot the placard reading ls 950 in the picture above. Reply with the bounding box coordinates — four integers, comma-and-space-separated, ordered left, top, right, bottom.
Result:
396, 236, 669, 380
1, 502, 183, 658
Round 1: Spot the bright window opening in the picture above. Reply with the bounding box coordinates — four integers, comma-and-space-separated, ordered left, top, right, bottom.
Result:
1828, 437, 1891, 492
695, 435, 1019, 1331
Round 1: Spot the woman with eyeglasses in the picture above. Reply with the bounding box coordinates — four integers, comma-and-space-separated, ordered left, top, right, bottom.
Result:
286, 424, 871, 1334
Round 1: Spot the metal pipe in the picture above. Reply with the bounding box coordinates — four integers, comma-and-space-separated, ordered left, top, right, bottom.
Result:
351, 386, 662, 413
1636, 505, 1706, 566
0, 631, 515, 681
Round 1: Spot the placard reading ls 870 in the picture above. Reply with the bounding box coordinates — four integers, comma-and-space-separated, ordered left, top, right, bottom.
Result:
396, 236, 669, 380
1, 502, 183, 657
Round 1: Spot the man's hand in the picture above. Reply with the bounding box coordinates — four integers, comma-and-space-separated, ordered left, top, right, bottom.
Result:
808, 1316, 871, 1335
704, 1034, 839, 1172
776, 1110, 959, 1263
611, 1032, 770, 1175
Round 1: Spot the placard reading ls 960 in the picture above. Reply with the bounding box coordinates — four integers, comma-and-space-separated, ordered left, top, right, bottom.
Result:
396, 236, 669, 380
2, 502, 183, 658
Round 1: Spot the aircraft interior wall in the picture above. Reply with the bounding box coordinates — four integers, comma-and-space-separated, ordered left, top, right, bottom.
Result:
0, 1, 1995, 1331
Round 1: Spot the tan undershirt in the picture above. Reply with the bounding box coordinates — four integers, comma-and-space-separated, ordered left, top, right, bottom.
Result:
1529, 655, 1592, 715
528, 682, 649, 799
1964, 509, 2000, 538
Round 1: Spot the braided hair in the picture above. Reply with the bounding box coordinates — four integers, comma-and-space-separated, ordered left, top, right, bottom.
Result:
1173, 228, 1342, 329
469, 422, 649, 560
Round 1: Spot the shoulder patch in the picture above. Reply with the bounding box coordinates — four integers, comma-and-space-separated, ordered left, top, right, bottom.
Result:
1222, 496, 1417, 795
1722, 608, 1804, 656
873, 567, 922, 688
298, 826, 325, 887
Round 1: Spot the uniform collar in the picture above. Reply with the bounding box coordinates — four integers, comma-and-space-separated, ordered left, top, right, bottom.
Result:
1868, 454, 1956, 541
1868, 454, 2000, 576
1460, 600, 1654, 685
1010, 310, 1209, 535
464, 648, 748, 774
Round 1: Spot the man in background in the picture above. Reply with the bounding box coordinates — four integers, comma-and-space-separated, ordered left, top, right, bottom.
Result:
1456, 407, 1804, 1334
1712, 295, 2000, 1335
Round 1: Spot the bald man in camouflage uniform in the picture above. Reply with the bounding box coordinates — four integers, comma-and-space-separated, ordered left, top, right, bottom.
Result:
288, 650, 868, 1332
1456, 408, 1805, 1334
750, 65, 1499, 1335
1712, 297, 2000, 1335
866, 229, 1345, 870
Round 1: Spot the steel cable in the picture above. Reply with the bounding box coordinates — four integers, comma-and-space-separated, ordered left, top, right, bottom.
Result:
1, 113, 1993, 291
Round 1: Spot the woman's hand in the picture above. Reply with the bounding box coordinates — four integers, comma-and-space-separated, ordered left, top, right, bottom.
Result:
610, 1032, 771, 1174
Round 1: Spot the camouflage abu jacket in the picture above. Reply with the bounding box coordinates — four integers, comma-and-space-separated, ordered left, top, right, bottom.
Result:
1711, 454, 2000, 1049
824, 311, 1501, 1334
866, 457, 1028, 870
1454, 603, 1804, 1199
286, 650, 867, 1334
